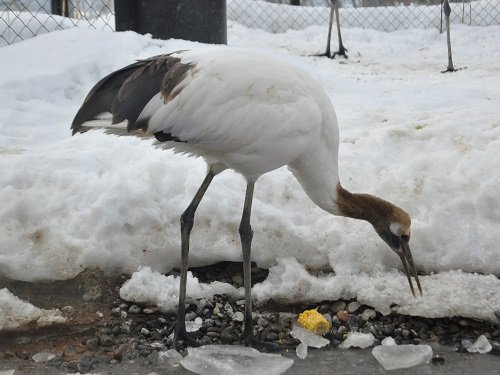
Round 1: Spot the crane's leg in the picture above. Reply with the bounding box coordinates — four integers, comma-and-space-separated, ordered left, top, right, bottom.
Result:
331, 0, 348, 59
239, 181, 256, 343
313, 0, 334, 57
442, 0, 456, 72
238, 181, 277, 350
173, 170, 215, 350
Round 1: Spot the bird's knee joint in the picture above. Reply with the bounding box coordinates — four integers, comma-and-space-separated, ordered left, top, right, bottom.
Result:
239, 223, 253, 242
181, 209, 195, 233
443, 2, 451, 16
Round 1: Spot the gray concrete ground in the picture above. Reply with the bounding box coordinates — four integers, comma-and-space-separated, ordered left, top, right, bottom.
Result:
1, 346, 499, 375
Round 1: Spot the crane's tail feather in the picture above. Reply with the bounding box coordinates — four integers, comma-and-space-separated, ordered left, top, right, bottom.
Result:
71, 51, 186, 136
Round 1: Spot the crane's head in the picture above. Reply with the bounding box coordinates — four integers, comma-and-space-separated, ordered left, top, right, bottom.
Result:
373, 205, 422, 297
335, 185, 422, 297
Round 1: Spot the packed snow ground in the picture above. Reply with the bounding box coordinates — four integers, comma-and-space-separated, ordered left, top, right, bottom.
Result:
0, 15, 499, 325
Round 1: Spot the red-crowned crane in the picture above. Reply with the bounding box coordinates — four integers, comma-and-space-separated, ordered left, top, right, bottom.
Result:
71, 47, 422, 349
318, 0, 456, 72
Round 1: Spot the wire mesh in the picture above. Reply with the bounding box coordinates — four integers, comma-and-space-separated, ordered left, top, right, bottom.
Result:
0, 0, 114, 46
227, 0, 500, 33
1, 0, 499, 47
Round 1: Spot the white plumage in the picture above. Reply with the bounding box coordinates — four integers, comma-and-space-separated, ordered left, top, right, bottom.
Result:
141, 49, 337, 185
72, 47, 421, 350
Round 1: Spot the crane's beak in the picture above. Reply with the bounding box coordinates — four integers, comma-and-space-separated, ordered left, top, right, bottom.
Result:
398, 240, 423, 297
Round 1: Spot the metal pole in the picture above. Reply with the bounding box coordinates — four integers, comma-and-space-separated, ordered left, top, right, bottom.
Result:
440, 0, 443, 33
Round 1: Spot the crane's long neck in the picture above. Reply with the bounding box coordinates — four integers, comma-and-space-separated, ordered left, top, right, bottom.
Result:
335, 184, 392, 225
289, 147, 391, 226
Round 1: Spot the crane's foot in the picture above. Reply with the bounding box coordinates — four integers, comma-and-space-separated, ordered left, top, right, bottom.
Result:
311, 51, 331, 58
441, 66, 464, 73
173, 326, 201, 350
240, 327, 295, 352
331, 47, 348, 59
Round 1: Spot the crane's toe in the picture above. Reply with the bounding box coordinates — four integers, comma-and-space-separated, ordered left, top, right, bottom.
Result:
174, 327, 201, 350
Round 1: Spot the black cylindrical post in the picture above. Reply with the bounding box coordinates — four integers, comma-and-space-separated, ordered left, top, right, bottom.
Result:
114, 0, 137, 32
115, 0, 227, 45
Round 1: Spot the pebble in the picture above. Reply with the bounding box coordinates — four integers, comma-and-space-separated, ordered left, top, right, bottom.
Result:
129, 305, 141, 314
143, 307, 159, 314
383, 323, 395, 335
331, 301, 346, 313
257, 317, 269, 327
185, 311, 197, 321
97, 333, 115, 347
232, 311, 244, 322
111, 307, 121, 317
32, 350, 55, 362
360, 308, 376, 321
336, 310, 349, 323
318, 304, 330, 314
141, 328, 150, 336
347, 301, 361, 313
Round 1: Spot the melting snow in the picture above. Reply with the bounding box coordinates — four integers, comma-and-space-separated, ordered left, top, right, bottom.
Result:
465, 335, 492, 354
338, 332, 375, 349
0, 288, 66, 330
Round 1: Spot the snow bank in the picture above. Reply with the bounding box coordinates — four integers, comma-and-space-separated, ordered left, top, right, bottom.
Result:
0, 13, 499, 321
119, 267, 241, 311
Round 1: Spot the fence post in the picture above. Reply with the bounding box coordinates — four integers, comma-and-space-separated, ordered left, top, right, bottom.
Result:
115, 0, 227, 45
51, 0, 68, 17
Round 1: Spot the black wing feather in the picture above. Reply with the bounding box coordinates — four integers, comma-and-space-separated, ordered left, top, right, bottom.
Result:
71, 60, 150, 135
111, 55, 182, 131
71, 51, 188, 136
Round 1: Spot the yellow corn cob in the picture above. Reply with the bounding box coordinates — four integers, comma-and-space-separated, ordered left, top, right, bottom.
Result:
297, 308, 331, 335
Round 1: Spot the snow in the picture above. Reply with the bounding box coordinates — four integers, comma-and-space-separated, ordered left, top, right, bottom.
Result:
372, 342, 433, 370
180, 345, 294, 375
0, 288, 66, 330
1, 0, 500, 330
338, 332, 375, 349
119, 267, 240, 312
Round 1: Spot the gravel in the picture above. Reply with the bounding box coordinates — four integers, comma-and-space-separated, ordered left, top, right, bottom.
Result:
1, 261, 499, 372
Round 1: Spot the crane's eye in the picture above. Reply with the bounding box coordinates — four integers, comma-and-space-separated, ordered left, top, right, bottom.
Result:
401, 234, 410, 242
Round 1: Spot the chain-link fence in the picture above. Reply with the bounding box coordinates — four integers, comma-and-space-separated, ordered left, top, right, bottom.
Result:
1, 0, 499, 46
227, 0, 500, 32
0, 0, 114, 46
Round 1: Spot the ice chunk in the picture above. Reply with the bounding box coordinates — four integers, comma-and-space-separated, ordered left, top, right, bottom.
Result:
466, 335, 492, 354
339, 332, 375, 349
290, 325, 329, 348
372, 343, 432, 370
381, 336, 397, 346
186, 317, 203, 332
180, 345, 293, 375
291, 325, 329, 359
158, 349, 183, 367
296, 343, 308, 360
